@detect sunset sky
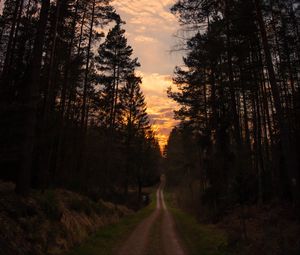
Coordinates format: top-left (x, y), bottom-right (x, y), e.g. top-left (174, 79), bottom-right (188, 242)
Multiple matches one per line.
top-left (0, 0), bottom-right (181, 148)
top-left (113, 0), bottom-right (181, 148)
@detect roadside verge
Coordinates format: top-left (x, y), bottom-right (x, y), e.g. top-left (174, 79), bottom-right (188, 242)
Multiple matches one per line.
top-left (67, 192), bottom-right (156, 255)
top-left (163, 192), bottom-right (229, 255)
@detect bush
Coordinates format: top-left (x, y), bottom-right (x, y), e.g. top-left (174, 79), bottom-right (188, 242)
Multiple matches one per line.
top-left (69, 198), bottom-right (92, 215)
top-left (69, 197), bottom-right (110, 216)
top-left (38, 191), bottom-right (62, 221)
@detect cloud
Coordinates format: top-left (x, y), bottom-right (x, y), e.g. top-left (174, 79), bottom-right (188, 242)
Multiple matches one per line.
top-left (134, 35), bottom-right (156, 43)
top-left (139, 72), bottom-right (179, 148)
top-left (114, 0), bottom-right (176, 24)
top-left (113, 0), bottom-right (182, 148)
top-left (114, 0), bottom-right (182, 74)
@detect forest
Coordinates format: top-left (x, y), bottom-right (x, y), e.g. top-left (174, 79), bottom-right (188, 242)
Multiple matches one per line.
top-left (0, 0), bottom-right (300, 254)
top-left (165, 0), bottom-right (300, 246)
top-left (0, 0), bottom-right (161, 200)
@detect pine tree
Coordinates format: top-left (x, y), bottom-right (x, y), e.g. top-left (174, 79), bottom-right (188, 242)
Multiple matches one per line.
top-left (96, 21), bottom-right (140, 130)
top-left (168, 0), bottom-right (300, 220)
top-left (119, 74), bottom-right (150, 196)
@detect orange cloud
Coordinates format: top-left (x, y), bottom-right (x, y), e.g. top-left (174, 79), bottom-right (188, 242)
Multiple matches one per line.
top-left (138, 72), bottom-right (179, 149)
top-left (113, 0), bottom-right (182, 149)
top-left (134, 35), bottom-right (156, 43)
top-left (113, 0), bottom-right (182, 75)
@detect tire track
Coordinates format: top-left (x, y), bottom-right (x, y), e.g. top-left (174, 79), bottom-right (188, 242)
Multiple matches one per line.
top-left (116, 184), bottom-right (187, 255)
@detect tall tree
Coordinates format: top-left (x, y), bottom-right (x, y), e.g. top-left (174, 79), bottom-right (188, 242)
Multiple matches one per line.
top-left (168, 0), bottom-right (300, 222)
top-left (16, 0), bottom-right (50, 195)
top-left (96, 21), bottom-right (140, 130)
top-left (120, 74), bottom-right (150, 196)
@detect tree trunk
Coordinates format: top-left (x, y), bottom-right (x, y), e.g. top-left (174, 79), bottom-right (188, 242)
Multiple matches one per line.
top-left (15, 0), bottom-right (50, 195)
top-left (224, 0), bottom-right (242, 148)
top-left (77, 0), bottom-right (96, 183)
top-left (55, 0), bottom-right (80, 181)
top-left (1, 0), bottom-right (21, 79)
top-left (81, 0), bottom-right (95, 130)
top-left (254, 0), bottom-right (296, 200)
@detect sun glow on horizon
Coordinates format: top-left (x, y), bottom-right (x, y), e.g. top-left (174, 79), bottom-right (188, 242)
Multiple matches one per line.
top-left (114, 0), bottom-right (182, 149)
top-left (138, 72), bottom-right (179, 149)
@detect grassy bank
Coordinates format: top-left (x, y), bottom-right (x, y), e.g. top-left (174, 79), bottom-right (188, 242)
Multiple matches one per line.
top-left (0, 182), bottom-right (134, 255)
top-left (67, 192), bottom-right (156, 255)
top-left (164, 192), bottom-right (229, 255)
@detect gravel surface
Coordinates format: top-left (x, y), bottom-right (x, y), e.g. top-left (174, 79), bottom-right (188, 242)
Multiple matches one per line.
top-left (116, 185), bottom-right (187, 255)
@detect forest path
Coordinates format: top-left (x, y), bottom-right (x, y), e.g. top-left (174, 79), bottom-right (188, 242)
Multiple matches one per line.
top-left (116, 184), bottom-right (187, 255)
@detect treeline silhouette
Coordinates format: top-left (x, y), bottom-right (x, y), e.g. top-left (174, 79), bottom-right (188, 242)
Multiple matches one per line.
top-left (166, 0), bottom-right (300, 221)
top-left (0, 0), bottom-right (161, 199)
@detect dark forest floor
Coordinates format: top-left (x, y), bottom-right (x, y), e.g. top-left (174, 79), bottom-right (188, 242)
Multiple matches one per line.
top-left (217, 202), bottom-right (300, 255)
top-left (169, 184), bottom-right (300, 255)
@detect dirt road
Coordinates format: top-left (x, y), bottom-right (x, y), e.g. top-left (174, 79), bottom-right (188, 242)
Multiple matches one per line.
top-left (116, 186), bottom-right (186, 255)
